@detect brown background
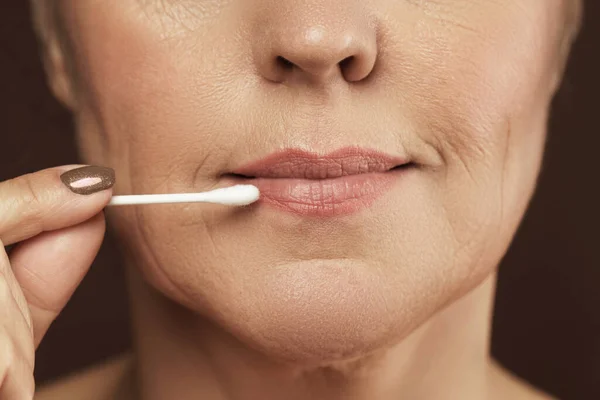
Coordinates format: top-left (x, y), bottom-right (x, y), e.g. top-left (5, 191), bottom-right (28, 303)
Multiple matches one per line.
top-left (1, 1), bottom-right (598, 399)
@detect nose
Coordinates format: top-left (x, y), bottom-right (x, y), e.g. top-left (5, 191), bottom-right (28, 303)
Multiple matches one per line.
top-left (251, 3), bottom-right (378, 85)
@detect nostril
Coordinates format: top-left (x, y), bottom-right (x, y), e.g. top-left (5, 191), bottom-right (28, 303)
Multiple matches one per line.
top-left (339, 56), bottom-right (354, 69)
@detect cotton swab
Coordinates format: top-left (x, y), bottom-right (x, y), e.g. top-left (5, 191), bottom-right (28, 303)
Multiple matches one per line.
top-left (107, 184), bottom-right (260, 206)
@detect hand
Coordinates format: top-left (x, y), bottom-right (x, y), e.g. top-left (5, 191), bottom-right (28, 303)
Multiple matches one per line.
top-left (0, 165), bottom-right (115, 399)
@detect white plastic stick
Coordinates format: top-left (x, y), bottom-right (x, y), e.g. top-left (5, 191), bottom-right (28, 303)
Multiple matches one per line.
top-left (107, 184), bottom-right (260, 206)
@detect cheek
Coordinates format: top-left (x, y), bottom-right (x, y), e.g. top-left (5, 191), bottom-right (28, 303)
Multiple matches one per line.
top-left (64, 1), bottom-right (252, 193)
top-left (378, 3), bottom-right (562, 268)
top-left (383, 1), bottom-right (561, 150)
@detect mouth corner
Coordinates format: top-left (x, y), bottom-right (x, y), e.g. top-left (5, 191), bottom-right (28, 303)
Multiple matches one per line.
top-left (221, 172), bottom-right (256, 180)
top-left (388, 161), bottom-right (414, 172)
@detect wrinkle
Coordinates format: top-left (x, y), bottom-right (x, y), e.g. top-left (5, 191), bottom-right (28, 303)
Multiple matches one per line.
top-left (192, 151), bottom-right (214, 189)
top-left (135, 0), bottom-right (230, 40)
top-left (498, 118), bottom-right (511, 240)
top-left (133, 204), bottom-right (188, 304)
top-left (428, 110), bottom-right (488, 187)
top-left (202, 221), bottom-right (229, 266)
top-left (121, 133), bottom-right (192, 302)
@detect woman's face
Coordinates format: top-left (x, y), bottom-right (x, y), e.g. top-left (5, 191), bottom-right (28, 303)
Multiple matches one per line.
top-left (43, 0), bottom-right (577, 362)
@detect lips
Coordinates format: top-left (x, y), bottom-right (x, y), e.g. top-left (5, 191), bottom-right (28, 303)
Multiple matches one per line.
top-left (222, 147), bottom-right (410, 217)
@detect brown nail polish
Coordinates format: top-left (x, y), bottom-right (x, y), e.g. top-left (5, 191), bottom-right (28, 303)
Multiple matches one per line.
top-left (60, 166), bottom-right (116, 195)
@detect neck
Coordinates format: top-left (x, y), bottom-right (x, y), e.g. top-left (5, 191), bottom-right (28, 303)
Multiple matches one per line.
top-left (121, 267), bottom-right (497, 400)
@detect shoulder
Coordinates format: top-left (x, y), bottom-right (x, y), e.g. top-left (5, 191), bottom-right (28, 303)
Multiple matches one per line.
top-left (35, 353), bottom-right (132, 400)
top-left (488, 358), bottom-right (556, 400)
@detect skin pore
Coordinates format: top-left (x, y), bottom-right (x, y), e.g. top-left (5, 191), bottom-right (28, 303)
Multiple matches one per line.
top-left (31, 1), bottom-right (581, 399)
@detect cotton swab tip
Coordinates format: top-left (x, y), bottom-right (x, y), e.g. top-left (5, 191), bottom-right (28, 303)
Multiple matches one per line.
top-left (203, 184), bottom-right (261, 206)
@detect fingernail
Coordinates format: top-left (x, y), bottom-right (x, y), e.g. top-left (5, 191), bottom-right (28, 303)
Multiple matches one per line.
top-left (60, 166), bottom-right (116, 195)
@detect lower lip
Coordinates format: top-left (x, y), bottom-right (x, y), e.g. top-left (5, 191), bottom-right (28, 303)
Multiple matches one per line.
top-left (224, 169), bottom-right (404, 217)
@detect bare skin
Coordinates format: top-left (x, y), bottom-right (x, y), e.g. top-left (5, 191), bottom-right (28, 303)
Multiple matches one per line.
top-left (33, 275), bottom-right (556, 400)
top-left (0, 1), bottom-right (583, 399)
top-left (35, 356), bottom-right (555, 400)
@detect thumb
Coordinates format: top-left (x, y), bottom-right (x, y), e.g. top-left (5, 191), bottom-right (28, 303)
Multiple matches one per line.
top-left (9, 211), bottom-right (107, 348)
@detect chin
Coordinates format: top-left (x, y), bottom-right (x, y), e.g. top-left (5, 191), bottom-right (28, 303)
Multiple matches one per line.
top-left (202, 258), bottom-right (432, 366)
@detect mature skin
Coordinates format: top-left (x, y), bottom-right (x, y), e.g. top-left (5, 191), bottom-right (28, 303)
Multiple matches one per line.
top-left (12, 0), bottom-right (582, 399)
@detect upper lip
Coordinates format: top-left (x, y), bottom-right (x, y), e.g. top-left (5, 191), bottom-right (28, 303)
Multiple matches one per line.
top-left (228, 147), bottom-right (410, 179)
